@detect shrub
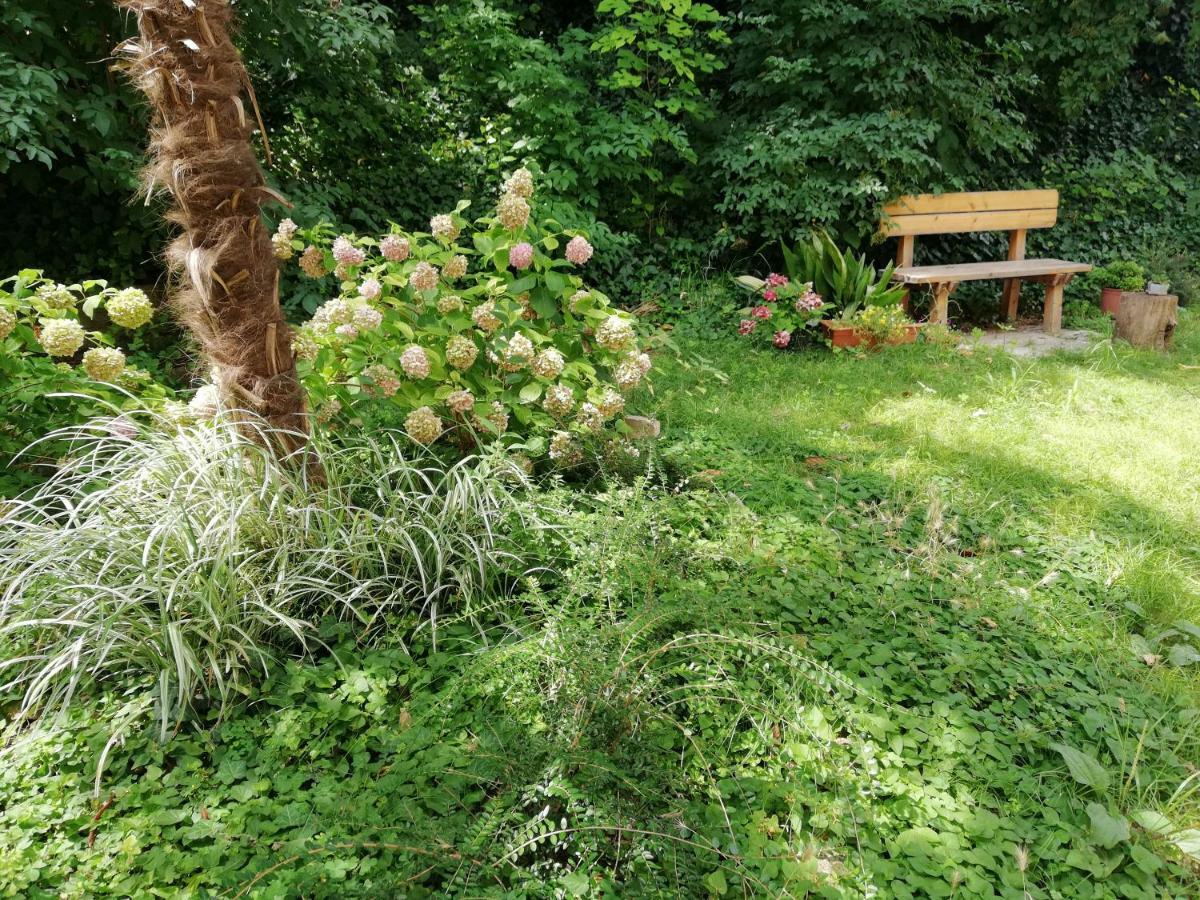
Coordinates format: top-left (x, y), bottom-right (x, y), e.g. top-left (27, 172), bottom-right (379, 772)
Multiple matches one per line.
top-left (0, 414), bottom-right (535, 744)
top-left (278, 169), bottom-right (656, 467)
top-left (1097, 260), bottom-right (1147, 291)
top-left (731, 271), bottom-right (827, 349)
top-left (0, 270), bottom-right (172, 495)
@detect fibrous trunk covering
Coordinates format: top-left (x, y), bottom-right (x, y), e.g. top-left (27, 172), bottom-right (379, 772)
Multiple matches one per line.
top-left (116, 0), bottom-right (307, 448)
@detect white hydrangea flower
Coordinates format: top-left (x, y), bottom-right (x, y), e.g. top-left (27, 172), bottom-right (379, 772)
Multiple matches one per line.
top-left (471, 300), bottom-right (501, 334)
top-left (81, 347), bottom-right (127, 382)
top-left (353, 305), bottom-right (383, 330)
top-left (597, 388), bottom-right (625, 420)
top-left (503, 167), bottom-right (534, 199)
top-left (445, 335), bottom-right (478, 371)
top-left (400, 345), bottom-right (431, 379)
top-left (0, 307), bottom-right (16, 341)
top-left (443, 254), bottom-right (468, 280)
top-left (332, 236), bottom-right (365, 266)
top-left (292, 326), bottom-right (319, 360)
top-left (429, 214), bottom-right (460, 243)
top-left (358, 278), bottom-right (382, 301)
top-left (380, 234), bottom-right (410, 262)
top-left (316, 397), bottom-right (342, 425)
top-left (548, 431), bottom-right (582, 465)
top-left (595, 315), bottom-right (635, 352)
top-left (577, 402), bottom-right (604, 433)
top-left (334, 323), bottom-right (359, 341)
top-left (38, 318), bottom-right (85, 357)
top-left (300, 245), bottom-right (327, 278)
top-left (106, 288), bottom-right (154, 329)
top-left (405, 406), bottom-right (442, 444)
top-left (531, 347), bottom-right (565, 379)
top-left (410, 261), bottom-right (439, 292)
top-left (497, 192), bottom-right (531, 231)
top-left (502, 333), bottom-right (534, 368)
top-left (362, 364), bottom-right (400, 398)
top-left (437, 295), bottom-right (464, 315)
top-left (447, 389), bottom-right (475, 413)
top-left (36, 283), bottom-right (77, 311)
top-left (543, 383), bottom-right (574, 418)
top-left (614, 359), bottom-right (643, 392)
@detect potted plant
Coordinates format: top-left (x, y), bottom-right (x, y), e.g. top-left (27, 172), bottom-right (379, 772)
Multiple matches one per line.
top-left (821, 303), bottom-right (921, 349)
top-left (1146, 270), bottom-right (1171, 295)
top-left (1096, 261), bottom-right (1145, 315)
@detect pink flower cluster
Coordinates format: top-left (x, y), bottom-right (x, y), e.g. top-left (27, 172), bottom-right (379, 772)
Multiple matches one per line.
top-left (509, 242), bottom-right (534, 270)
top-left (795, 290), bottom-right (824, 313)
top-left (773, 330), bottom-right (792, 349)
top-left (738, 319), bottom-right (756, 335)
top-left (565, 235), bottom-right (593, 266)
top-left (332, 236), bottom-right (365, 267)
top-left (751, 305), bottom-right (772, 320)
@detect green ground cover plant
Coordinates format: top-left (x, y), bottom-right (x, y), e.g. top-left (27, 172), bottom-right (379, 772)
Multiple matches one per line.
top-left (2, 304), bottom-right (1198, 896)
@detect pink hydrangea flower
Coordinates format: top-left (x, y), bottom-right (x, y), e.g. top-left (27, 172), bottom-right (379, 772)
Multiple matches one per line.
top-left (766, 273), bottom-right (789, 287)
top-left (773, 330), bottom-right (792, 349)
top-left (763, 289), bottom-right (777, 302)
top-left (795, 290), bottom-right (824, 313)
top-left (752, 305), bottom-right (772, 320)
top-left (380, 235), bottom-right (410, 262)
top-left (358, 278), bottom-right (381, 301)
top-left (332, 236), bottom-right (365, 267)
top-left (565, 235), bottom-right (593, 265)
top-left (738, 319), bottom-right (757, 335)
top-left (509, 242), bottom-right (534, 270)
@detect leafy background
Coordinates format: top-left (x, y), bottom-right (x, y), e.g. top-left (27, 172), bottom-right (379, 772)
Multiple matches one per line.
top-left (3, 0), bottom-right (1199, 300)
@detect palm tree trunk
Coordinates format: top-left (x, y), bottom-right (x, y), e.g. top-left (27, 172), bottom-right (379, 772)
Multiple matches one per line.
top-left (116, 0), bottom-right (308, 452)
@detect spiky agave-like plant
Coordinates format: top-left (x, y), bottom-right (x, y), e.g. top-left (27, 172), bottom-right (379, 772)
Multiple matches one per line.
top-left (115, 0), bottom-right (308, 450)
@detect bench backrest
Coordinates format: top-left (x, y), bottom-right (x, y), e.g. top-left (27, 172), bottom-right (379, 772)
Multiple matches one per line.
top-left (880, 190), bottom-right (1059, 237)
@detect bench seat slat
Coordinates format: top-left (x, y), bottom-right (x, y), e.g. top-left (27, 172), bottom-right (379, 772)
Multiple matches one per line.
top-left (892, 259), bottom-right (1092, 285)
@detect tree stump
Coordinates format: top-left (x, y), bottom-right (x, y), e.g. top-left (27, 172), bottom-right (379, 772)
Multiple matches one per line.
top-left (1114, 292), bottom-right (1178, 351)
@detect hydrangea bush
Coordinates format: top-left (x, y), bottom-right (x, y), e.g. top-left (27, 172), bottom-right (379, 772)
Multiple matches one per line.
top-left (732, 272), bottom-right (827, 350)
top-left (0, 271), bottom-right (171, 494)
top-left (276, 169), bottom-right (653, 465)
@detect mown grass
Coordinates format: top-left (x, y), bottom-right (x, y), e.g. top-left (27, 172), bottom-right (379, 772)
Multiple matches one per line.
top-left (654, 313), bottom-right (1200, 634)
top-left (2, 312), bottom-right (1199, 897)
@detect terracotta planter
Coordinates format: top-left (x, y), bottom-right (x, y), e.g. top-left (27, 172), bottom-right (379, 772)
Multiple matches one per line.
top-left (1100, 287), bottom-right (1124, 316)
top-left (821, 321), bottom-right (922, 349)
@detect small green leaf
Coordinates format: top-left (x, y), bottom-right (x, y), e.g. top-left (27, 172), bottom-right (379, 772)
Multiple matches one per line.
top-left (1167, 643), bottom-right (1200, 666)
top-left (1050, 743), bottom-right (1110, 793)
top-left (704, 870), bottom-right (728, 896)
top-left (1086, 803), bottom-right (1129, 848)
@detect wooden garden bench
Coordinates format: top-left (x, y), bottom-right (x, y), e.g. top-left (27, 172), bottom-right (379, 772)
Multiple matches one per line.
top-left (880, 190), bottom-right (1091, 333)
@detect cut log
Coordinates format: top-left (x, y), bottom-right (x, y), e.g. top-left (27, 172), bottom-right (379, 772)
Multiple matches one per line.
top-left (1114, 293), bottom-right (1179, 351)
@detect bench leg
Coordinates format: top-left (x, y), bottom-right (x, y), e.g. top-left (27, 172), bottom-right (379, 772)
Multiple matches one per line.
top-left (1042, 275), bottom-right (1073, 335)
top-left (930, 282), bottom-right (957, 325)
top-left (1001, 278), bottom-right (1022, 321)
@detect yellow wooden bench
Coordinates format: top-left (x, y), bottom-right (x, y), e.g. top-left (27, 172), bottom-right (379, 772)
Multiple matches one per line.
top-left (880, 190), bottom-right (1092, 333)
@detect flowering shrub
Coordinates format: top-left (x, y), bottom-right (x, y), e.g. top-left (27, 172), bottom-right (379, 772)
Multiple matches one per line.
top-left (277, 168), bottom-right (653, 464)
top-left (0, 271), bottom-right (172, 494)
top-left (731, 272), bottom-right (826, 349)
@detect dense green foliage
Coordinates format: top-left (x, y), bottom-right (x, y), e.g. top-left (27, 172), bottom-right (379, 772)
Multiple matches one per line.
top-left (0, 270), bottom-right (177, 494)
top-left (3, 314), bottom-right (1199, 895)
top-left (4, 1), bottom-right (1198, 299)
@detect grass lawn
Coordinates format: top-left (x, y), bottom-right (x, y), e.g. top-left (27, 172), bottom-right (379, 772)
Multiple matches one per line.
top-left (2, 313), bottom-right (1199, 897)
